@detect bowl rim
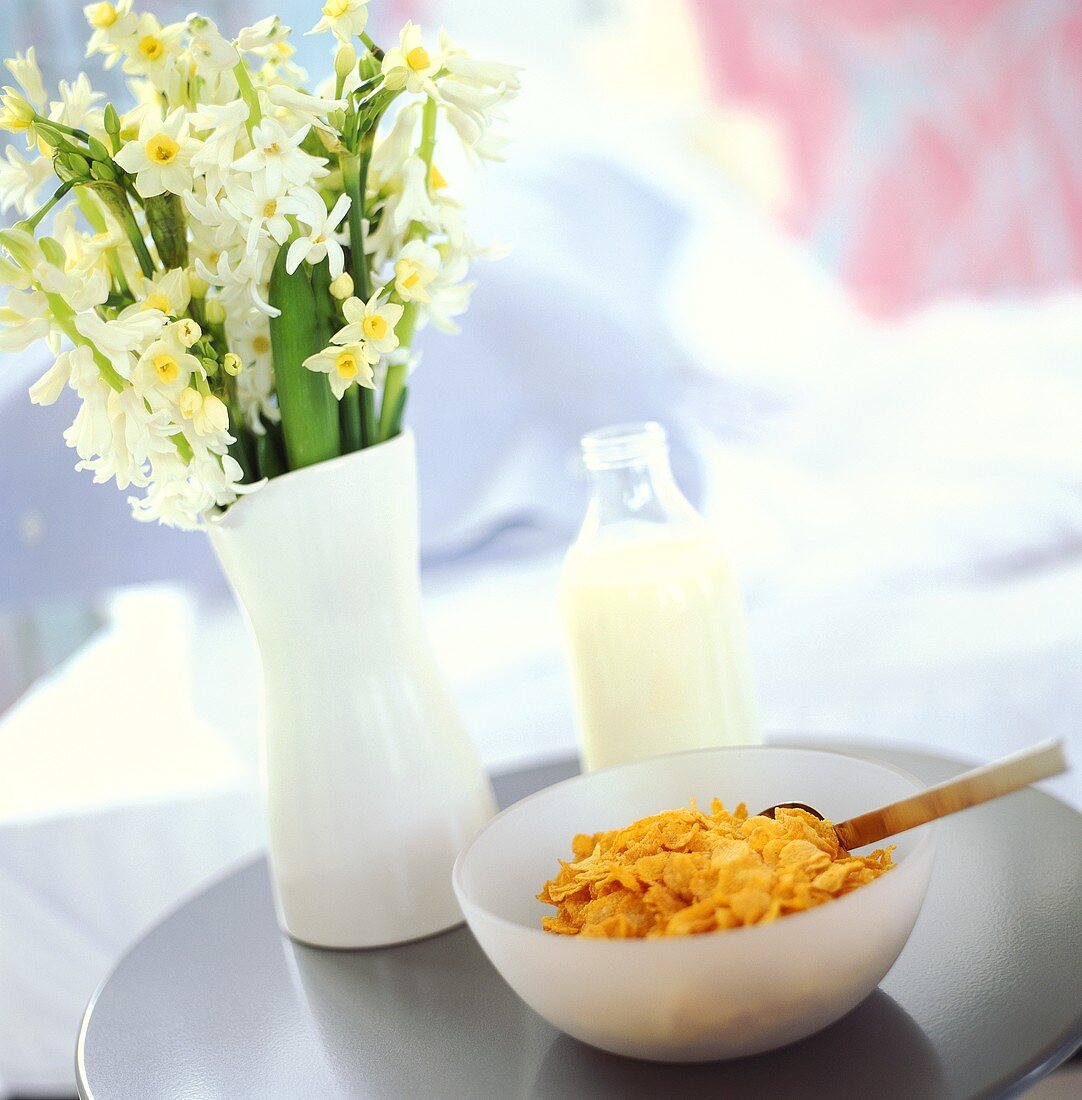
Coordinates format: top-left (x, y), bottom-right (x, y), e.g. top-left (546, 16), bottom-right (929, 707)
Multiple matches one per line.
top-left (452, 743), bottom-right (938, 945)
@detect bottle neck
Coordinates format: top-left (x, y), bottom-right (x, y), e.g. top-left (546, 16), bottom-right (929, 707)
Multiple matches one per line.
top-left (583, 452), bottom-right (698, 534)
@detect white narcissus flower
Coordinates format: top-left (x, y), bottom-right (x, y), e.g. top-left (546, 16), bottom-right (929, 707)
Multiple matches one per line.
top-left (306, 0), bottom-right (369, 45)
top-left (29, 346), bottom-right (86, 406)
top-left (121, 14), bottom-right (184, 82)
top-left (127, 267), bottom-right (191, 317)
top-left (74, 308), bottom-right (167, 376)
top-left (435, 33), bottom-right (520, 161)
top-left (425, 252), bottom-right (475, 334)
top-left (332, 294), bottom-right (403, 359)
top-left (393, 155), bottom-right (442, 233)
top-left (135, 333), bottom-right (203, 398)
top-left (0, 289), bottom-right (52, 349)
top-left (35, 264), bottom-right (110, 314)
top-left (183, 188), bottom-right (241, 251)
top-left (50, 73), bottom-right (105, 134)
top-left (196, 248), bottom-right (278, 318)
top-left (114, 108), bottom-right (195, 198)
top-left (393, 240), bottom-right (439, 302)
top-left (84, 2), bottom-right (138, 69)
top-left (368, 104), bottom-right (418, 191)
top-left (285, 193), bottom-right (351, 278)
top-left (186, 15), bottom-right (240, 72)
top-left (237, 16), bottom-right (291, 56)
top-left (0, 144), bottom-right (52, 214)
top-left (190, 99), bottom-right (249, 178)
top-left (5, 49), bottom-right (46, 112)
top-left (224, 178), bottom-right (320, 252)
top-left (303, 342), bottom-right (374, 399)
top-left (233, 118), bottom-right (326, 195)
top-left (381, 22), bottom-right (441, 96)
top-left (265, 85), bottom-right (347, 136)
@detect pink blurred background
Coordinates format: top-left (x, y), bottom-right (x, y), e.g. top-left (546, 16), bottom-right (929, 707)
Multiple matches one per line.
top-left (692, 0), bottom-right (1082, 314)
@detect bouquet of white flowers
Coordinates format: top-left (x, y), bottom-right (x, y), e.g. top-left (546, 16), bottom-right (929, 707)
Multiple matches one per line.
top-left (0, 1), bottom-right (518, 528)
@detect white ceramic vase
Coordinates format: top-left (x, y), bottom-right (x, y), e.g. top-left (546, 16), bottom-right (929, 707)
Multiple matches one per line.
top-left (208, 430), bottom-right (497, 949)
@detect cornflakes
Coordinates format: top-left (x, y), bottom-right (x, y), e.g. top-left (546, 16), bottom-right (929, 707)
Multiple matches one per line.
top-left (537, 800), bottom-right (894, 938)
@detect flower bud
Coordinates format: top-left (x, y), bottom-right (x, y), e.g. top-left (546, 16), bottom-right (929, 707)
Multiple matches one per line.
top-left (334, 43), bottom-right (357, 84)
top-left (172, 318), bottom-right (202, 348)
top-left (188, 272), bottom-right (209, 298)
top-left (201, 356), bottom-right (219, 376)
top-left (55, 152), bottom-right (91, 182)
top-left (89, 160), bottom-right (117, 182)
top-left (223, 352), bottom-right (242, 376)
top-left (178, 387), bottom-right (201, 419)
top-left (204, 298), bottom-right (225, 325)
top-left (0, 88), bottom-right (35, 134)
top-left (328, 272), bottom-right (354, 300)
top-left (0, 227), bottom-right (39, 270)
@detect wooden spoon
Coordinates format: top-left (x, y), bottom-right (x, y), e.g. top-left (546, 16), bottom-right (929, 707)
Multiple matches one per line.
top-left (759, 739), bottom-right (1068, 850)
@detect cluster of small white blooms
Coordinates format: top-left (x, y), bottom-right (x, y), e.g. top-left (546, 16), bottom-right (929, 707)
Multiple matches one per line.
top-left (0, 4), bottom-right (517, 528)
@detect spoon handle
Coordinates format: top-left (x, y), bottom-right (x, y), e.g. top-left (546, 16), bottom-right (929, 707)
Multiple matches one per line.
top-left (835, 739), bottom-right (1069, 850)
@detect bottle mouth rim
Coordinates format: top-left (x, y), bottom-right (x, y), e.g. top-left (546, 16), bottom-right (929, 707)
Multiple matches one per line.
top-left (580, 421), bottom-right (668, 469)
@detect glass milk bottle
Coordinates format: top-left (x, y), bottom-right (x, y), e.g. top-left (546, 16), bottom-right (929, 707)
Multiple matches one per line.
top-left (560, 422), bottom-right (760, 771)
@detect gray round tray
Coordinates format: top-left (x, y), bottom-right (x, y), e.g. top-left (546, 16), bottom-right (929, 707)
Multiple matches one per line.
top-left (76, 742), bottom-right (1082, 1099)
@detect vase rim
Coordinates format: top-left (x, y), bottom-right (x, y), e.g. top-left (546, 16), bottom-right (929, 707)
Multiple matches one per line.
top-left (205, 428), bottom-right (413, 532)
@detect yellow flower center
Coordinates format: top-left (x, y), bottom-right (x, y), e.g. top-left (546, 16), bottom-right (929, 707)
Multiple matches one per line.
top-left (362, 314), bottom-right (388, 341)
top-left (145, 133), bottom-right (179, 164)
top-left (139, 36), bottom-right (164, 61)
top-left (263, 200), bottom-right (277, 218)
top-left (143, 292), bottom-right (171, 313)
top-left (406, 46), bottom-right (430, 72)
top-left (252, 335), bottom-right (271, 354)
top-left (323, 0), bottom-right (350, 17)
top-left (274, 42), bottom-right (295, 59)
top-left (88, 3), bottom-right (118, 29)
top-left (335, 350), bottom-right (359, 379)
top-left (429, 164), bottom-right (447, 190)
top-left (153, 354), bottom-right (179, 383)
top-left (264, 142), bottom-right (281, 155)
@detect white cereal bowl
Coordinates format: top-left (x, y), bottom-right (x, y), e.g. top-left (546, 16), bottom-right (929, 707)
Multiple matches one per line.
top-left (452, 746), bottom-right (937, 1063)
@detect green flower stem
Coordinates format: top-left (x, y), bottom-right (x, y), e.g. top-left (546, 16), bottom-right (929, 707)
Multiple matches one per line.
top-left (339, 387), bottom-right (363, 451)
top-left (24, 182), bottom-right (73, 231)
top-left (360, 32), bottom-right (384, 61)
top-left (268, 244), bottom-right (341, 469)
top-left (226, 397), bottom-right (256, 483)
top-left (418, 95), bottom-right (438, 164)
top-left (379, 303), bottom-right (416, 440)
top-left (339, 143), bottom-right (378, 445)
top-left (172, 433), bottom-right (194, 463)
top-left (33, 114), bottom-right (90, 145)
top-left (340, 149), bottom-right (371, 300)
top-left (233, 61), bottom-right (262, 136)
top-left (91, 182), bottom-right (154, 277)
top-left (144, 192), bottom-right (189, 270)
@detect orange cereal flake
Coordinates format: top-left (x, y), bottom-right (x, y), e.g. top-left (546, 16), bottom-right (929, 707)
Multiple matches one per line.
top-left (537, 800), bottom-right (894, 938)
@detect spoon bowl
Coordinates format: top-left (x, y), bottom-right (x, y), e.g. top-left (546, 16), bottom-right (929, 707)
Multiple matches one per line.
top-left (758, 739), bottom-right (1067, 850)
